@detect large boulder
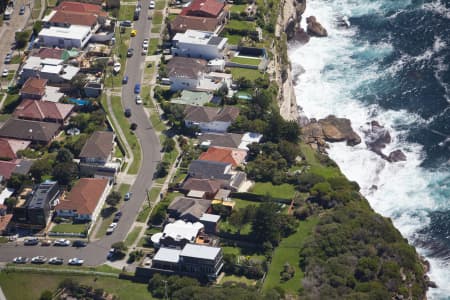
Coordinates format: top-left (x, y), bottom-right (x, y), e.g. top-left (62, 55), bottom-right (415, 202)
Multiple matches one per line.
top-left (306, 16), bottom-right (328, 37)
top-left (318, 115), bottom-right (361, 146)
top-left (365, 120), bottom-right (391, 154)
top-left (293, 28), bottom-right (310, 44)
top-left (388, 150), bottom-right (407, 162)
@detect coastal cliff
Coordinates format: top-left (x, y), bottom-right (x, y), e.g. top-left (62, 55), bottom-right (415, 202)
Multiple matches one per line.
top-left (273, 0), bottom-right (430, 299)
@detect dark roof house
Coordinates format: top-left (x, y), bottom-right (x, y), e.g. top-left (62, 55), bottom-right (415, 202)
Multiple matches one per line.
top-left (188, 160), bottom-right (232, 180)
top-left (0, 119), bottom-right (60, 144)
top-left (184, 105), bottom-right (240, 124)
top-left (167, 197), bottom-right (211, 222)
top-left (79, 131), bottom-right (114, 163)
top-left (167, 57), bottom-right (207, 79)
top-left (198, 133), bottom-right (243, 148)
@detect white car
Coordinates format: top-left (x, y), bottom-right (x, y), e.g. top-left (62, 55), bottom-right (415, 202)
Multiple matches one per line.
top-left (2, 69), bottom-right (8, 77)
top-left (31, 256), bottom-right (47, 264)
top-left (106, 222), bottom-right (118, 234)
top-left (13, 257), bottom-right (28, 264)
top-left (48, 257), bottom-right (64, 265)
top-left (135, 95), bottom-right (143, 104)
top-left (54, 239), bottom-right (71, 246)
top-left (149, 1), bottom-right (155, 9)
top-left (142, 39), bottom-right (149, 48)
top-left (68, 258), bottom-right (84, 265)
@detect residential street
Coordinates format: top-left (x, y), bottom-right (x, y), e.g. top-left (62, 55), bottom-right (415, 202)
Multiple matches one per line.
top-left (0, 0), bottom-right (161, 265)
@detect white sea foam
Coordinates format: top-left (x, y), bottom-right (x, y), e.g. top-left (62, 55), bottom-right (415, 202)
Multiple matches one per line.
top-left (290, 0), bottom-right (450, 298)
top-left (423, 0), bottom-right (450, 19)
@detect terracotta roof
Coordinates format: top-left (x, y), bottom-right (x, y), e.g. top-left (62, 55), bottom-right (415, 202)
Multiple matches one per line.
top-left (79, 131), bottom-right (114, 160)
top-left (0, 138), bottom-right (30, 160)
top-left (0, 160), bottom-right (19, 180)
top-left (0, 214), bottom-right (13, 232)
top-left (56, 178), bottom-right (108, 215)
top-left (0, 119), bottom-right (60, 143)
top-left (170, 15), bottom-right (219, 33)
top-left (199, 146), bottom-right (246, 167)
top-left (182, 178), bottom-right (221, 193)
top-left (49, 10), bottom-right (98, 27)
top-left (30, 48), bottom-right (64, 59)
top-left (55, 1), bottom-right (102, 14)
top-left (184, 105), bottom-right (240, 123)
top-left (181, 0), bottom-right (225, 18)
top-left (13, 100), bottom-right (74, 122)
top-left (20, 78), bottom-right (48, 97)
top-left (167, 57), bottom-right (207, 79)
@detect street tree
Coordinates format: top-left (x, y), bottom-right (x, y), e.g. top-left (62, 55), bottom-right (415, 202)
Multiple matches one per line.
top-left (106, 191), bottom-right (122, 207)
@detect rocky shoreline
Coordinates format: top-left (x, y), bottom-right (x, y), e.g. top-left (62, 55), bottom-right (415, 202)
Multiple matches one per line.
top-left (275, 0), bottom-right (435, 295)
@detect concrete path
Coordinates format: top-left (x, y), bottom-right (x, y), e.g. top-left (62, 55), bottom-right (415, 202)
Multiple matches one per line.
top-left (0, 286), bottom-right (6, 300)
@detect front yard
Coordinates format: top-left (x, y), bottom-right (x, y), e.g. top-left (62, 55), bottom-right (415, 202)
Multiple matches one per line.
top-left (51, 223), bottom-right (88, 234)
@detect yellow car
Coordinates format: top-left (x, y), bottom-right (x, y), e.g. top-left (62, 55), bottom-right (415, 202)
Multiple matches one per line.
top-left (130, 29), bottom-right (137, 37)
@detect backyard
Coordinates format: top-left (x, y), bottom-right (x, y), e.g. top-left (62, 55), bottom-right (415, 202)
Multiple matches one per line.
top-left (230, 67), bottom-right (267, 81)
top-left (250, 182), bottom-right (296, 200)
top-left (230, 56), bottom-right (261, 66)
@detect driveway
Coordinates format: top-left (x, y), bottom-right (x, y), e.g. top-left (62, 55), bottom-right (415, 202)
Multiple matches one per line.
top-left (0, 0), bottom-right (161, 265)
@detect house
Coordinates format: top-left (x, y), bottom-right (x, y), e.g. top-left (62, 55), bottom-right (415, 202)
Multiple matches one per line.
top-left (20, 56), bottom-right (80, 84)
top-left (167, 57), bottom-right (207, 91)
top-left (172, 30), bottom-right (227, 60)
top-left (151, 220), bottom-right (204, 248)
top-left (184, 105), bottom-right (239, 133)
top-left (199, 213), bottom-right (220, 234)
top-left (167, 197), bottom-right (211, 222)
top-left (181, 178), bottom-right (222, 199)
top-left (54, 1), bottom-right (105, 15)
top-left (45, 10), bottom-right (98, 28)
top-left (13, 181), bottom-right (61, 229)
top-left (188, 160), bottom-right (232, 180)
top-left (0, 119), bottom-right (60, 145)
top-left (29, 47), bottom-right (65, 60)
top-left (142, 244), bottom-right (224, 279)
top-left (38, 25), bottom-right (92, 49)
top-left (79, 131), bottom-right (114, 165)
top-left (171, 90), bottom-right (214, 106)
top-left (55, 178), bottom-right (110, 223)
top-left (180, 0), bottom-right (226, 20)
top-left (199, 146), bottom-right (247, 167)
top-left (0, 138), bottom-right (30, 160)
top-left (20, 78), bottom-right (48, 100)
top-left (169, 15), bottom-right (221, 36)
top-left (13, 100), bottom-right (74, 124)
top-left (0, 159), bottom-right (33, 181)
top-left (198, 132), bottom-right (262, 150)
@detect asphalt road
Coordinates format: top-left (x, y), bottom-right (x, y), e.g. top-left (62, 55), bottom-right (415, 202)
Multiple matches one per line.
top-left (0, 1), bottom-right (161, 265)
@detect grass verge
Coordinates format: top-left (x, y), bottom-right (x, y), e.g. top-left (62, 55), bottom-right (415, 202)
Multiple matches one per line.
top-left (124, 225), bottom-right (143, 247)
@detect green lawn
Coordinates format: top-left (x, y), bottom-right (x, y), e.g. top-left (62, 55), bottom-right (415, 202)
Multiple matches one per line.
top-left (230, 56), bottom-right (261, 66)
top-left (263, 217), bottom-right (319, 293)
top-left (105, 29), bottom-right (130, 88)
top-left (230, 4), bottom-right (247, 13)
top-left (32, 0), bottom-right (41, 19)
top-left (110, 95), bottom-right (142, 174)
top-left (221, 274), bottom-right (257, 286)
top-left (0, 271), bottom-right (152, 300)
top-left (230, 67), bottom-right (266, 81)
top-left (147, 38), bottom-right (159, 55)
top-left (155, 0), bottom-right (166, 10)
top-left (148, 187), bottom-right (162, 203)
top-left (219, 221), bottom-right (251, 235)
top-left (156, 146), bottom-right (179, 184)
top-left (1, 93), bottom-right (20, 114)
top-left (51, 223), bottom-right (88, 234)
top-left (150, 110), bottom-right (166, 132)
top-left (250, 182), bottom-right (295, 200)
top-left (300, 143), bottom-right (342, 179)
top-left (152, 11), bottom-right (163, 25)
top-left (124, 225), bottom-right (143, 247)
top-left (46, 0), bottom-right (58, 7)
top-left (151, 25), bottom-right (161, 33)
top-left (118, 5), bottom-right (135, 21)
top-left (0, 114), bottom-right (10, 122)
top-left (226, 20), bottom-right (256, 31)
top-left (232, 197), bottom-right (261, 210)
top-left (10, 55), bottom-right (22, 64)
top-left (223, 33), bottom-right (242, 45)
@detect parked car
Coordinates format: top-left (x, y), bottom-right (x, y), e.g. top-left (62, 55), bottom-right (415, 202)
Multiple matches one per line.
top-left (72, 240), bottom-right (87, 247)
top-left (2, 69), bottom-right (8, 77)
top-left (122, 75), bottom-right (129, 84)
top-left (130, 123), bottom-right (138, 130)
top-left (127, 48), bottom-right (134, 57)
top-left (142, 47), bottom-right (147, 55)
top-left (24, 238), bottom-right (39, 246)
top-left (142, 39), bottom-right (149, 48)
top-left (125, 108), bottom-right (132, 117)
top-left (120, 20), bottom-right (132, 27)
top-left (107, 248), bottom-right (116, 260)
top-left (124, 192), bottom-right (132, 200)
top-left (68, 258), bottom-right (84, 266)
top-left (54, 239), bottom-right (71, 246)
top-left (19, 5), bottom-right (25, 15)
top-left (40, 239), bottom-right (52, 246)
top-left (106, 222), bottom-right (118, 235)
top-left (131, 29), bottom-right (137, 37)
top-left (135, 95), bottom-right (143, 105)
top-left (48, 257), bottom-right (64, 265)
top-left (13, 257), bottom-right (28, 264)
top-left (134, 83), bottom-right (141, 94)
top-left (4, 52), bottom-right (12, 64)
top-left (113, 211), bottom-right (122, 222)
top-left (31, 256), bottom-right (47, 264)
top-left (149, 0), bottom-right (155, 9)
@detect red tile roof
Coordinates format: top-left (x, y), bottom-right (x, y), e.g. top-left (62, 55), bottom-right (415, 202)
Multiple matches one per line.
top-left (49, 10), bottom-right (98, 27)
top-left (170, 15), bottom-right (220, 33)
top-left (0, 160), bottom-right (19, 180)
top-left (56, 178), bottom-right (108, 215)
top-left (20, 78), bottom-right (48, 97)
top-left (199, 146), bottom-right (246, 167)
top-left (0, 139), bottom-right (16, 160)
top-left (30, 48), bottom-right (64, 59)
top-left (0, 214), bottom-right (13, 233)
top-left (13, 100), bottom-right (74, 122)
top-left (180, 0), bottom-right (225, 18)
top-left (55, 1), bottom-right (103, 14)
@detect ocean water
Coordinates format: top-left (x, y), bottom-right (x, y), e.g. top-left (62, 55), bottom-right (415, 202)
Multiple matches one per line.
top-left (289, 0), bottom-right (450, 298)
